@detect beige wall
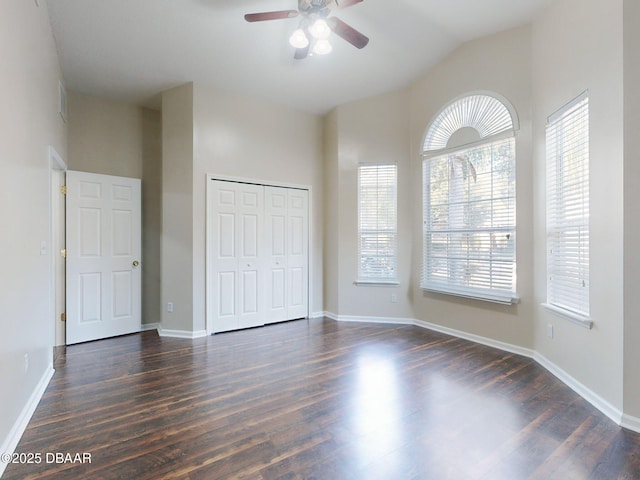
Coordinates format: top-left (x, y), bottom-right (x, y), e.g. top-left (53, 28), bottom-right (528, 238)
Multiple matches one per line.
top-left (325, 90), bottom-right (413, 319)
top-left (161, 84), bottom-right (194, 332)
top-left (531, 0), bottom-right (624, 410)
top-left (623, 0), bottom-right (640, 421)
top-left (0, 0), bottom-right (67, 462)
top-left (142, 109), bottom-right (163, 328)
top-left (67, 92), bottom-right (162, 327)
top-left (323, 110), bottom-right (339, 313)
top-left (192, 84), bottom-right (324, 331)
top-left (409, 26), bottom-right (535, 349)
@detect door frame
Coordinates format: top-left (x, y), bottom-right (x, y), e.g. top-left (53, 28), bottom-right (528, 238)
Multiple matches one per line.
top-left (48, 146), bottom-right (67, 347)
top-left (205, 174), bottom-right (312, 335)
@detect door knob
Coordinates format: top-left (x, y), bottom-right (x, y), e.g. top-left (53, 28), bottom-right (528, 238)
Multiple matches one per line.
top-left (133, 260), bottom-right (140, 267)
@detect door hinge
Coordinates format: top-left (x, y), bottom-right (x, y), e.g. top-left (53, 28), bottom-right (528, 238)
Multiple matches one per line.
top-left (60, 312), bottom-right (66, 322)
top-left (60, 248), bottom-right (67, 258)
top-left (60, 185), bottom-right (67, 195)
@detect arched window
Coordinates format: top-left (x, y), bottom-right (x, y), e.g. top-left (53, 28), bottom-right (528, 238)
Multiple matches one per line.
top-left (422, 93), bottom-right (518, 303)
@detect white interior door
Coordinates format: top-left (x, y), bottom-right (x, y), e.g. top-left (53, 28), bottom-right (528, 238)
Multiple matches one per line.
top-left (66, 171), bottom-right (141, 344)
top-left (210, 180), bottom-right (264, 333)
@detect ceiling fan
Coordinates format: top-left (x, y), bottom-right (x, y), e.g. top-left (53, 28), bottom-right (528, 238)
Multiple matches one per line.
top-left (244, 0), bottom-right (369, 59)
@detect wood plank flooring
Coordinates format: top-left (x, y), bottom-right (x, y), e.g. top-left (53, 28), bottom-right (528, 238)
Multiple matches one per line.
top-left (4, 318), bottom-right (640, 479)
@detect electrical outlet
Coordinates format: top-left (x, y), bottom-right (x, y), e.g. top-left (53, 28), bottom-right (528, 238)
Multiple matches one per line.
top-left (547, 324), bottom-right (554, 339)
top-left (391, 294), bottom-right (397, 303)
top-left (167, 302), bottom-right (174, 313)
top-left (24, 353), bottom-right (29, 373)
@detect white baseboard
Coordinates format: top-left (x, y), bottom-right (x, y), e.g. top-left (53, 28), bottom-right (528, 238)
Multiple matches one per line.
top-left (0, 364), bottom-right (54, 478)
top-left (534, 352), bottom-right (624, 426)
top-left (621, 414), bottom-right (640, 432)
top-left (413, 318), bottom-right (535, 358)
top-left (333, 313), bottom-right (414, 326)
top-left (157, 326), bottom-right (208, 339)
top-left (309, 311), bottom-right (326, 319)
top-left (324, 313), bottom-right (640, 432)
top-left (322, 311), bottom-right (338, 321)
top-left (327, 312), bottom-right (532, 357)
top-left (140, 322), bottom-right (159, 332)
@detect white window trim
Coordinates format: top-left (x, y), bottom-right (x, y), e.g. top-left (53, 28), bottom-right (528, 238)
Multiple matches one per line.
top-left (422, 285), bottom-right (519, 305)
top-left (355, 280), bottom-right (400, 287)
top-left (542, 303), bottom-right (592, 329)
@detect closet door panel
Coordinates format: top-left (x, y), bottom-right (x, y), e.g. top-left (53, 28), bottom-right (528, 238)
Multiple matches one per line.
top-left (287, 189), bottom-right (308, 320)
top-left (265, 187), bottom-right (288, 323)
top-left (237, 184), bottom-right (264, 329)
top-left (210, 182), bottom-right (239, 332)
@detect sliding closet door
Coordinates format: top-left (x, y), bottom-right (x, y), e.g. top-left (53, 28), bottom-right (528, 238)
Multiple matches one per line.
top-left (209, 180), bottom-right (264, 333)
top-left (265, 187), bottom-right (308, 324)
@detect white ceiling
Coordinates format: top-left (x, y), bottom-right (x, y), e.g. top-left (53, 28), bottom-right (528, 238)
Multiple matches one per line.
top-left (46, 0), bottom-right (555, 114)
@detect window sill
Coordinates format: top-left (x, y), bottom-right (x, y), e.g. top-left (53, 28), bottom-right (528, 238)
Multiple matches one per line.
top-left (542, 303), bottom-right (593, 329)
top-left (421, 285), bottom-right (519, 305)
top-left (354, 280), bottom-right (400, 287)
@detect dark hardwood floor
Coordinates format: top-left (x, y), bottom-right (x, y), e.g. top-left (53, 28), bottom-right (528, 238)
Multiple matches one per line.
top-left (4, 318), bottom-right (640, 479)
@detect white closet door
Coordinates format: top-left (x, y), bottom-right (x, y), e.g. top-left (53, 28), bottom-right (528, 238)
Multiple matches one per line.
top-left (210, 181), bottom-right (264, 333)
top-left (208, 179), bottom-right (308, 333)
top-left (265, 187), bottom-right (288, 323)
top-left (287, 189), bottom-right (308, 320)
top-left (237, 184), bottom-right (264, 329)
top-left (265, 187), bottom-right (309, 323)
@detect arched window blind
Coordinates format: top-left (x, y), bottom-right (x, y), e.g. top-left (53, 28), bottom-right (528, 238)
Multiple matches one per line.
top-left (424, 94), bottom-right (515, 152)
top-left (422, 94), bottom-right (517, 303)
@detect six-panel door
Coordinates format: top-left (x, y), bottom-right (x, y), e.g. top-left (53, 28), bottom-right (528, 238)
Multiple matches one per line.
top-left (66, 171), bottom-right (141, 344)
top-left (209, 180), bottom-right (309, 333)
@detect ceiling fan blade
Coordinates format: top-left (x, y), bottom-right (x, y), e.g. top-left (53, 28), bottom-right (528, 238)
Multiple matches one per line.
top-left (327, 17), bottom-right (369, 49)
top-left (294, 45), bottom-right (310, 60)
top-left (336, 0), bottom-right (364, 8)
top-left (244, 10), bottom-right (299, 22)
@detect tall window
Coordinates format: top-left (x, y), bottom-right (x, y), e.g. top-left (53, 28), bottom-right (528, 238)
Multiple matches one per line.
top-left (422, 94), bottom-right (517, 303)
top-left (358, 163), bottom-right (398, 283)
top-left (546, 92), bottom-right (590, 319)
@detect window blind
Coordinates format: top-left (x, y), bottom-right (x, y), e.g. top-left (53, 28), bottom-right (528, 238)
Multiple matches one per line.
top-left (546, 92), bottom-right (590, 318)
top-left (422, 137), bottom-right (516, 303)
top-left (358, 164), bottom-right (398, 282)
top-left (424, 95), bottom-right (514, 152)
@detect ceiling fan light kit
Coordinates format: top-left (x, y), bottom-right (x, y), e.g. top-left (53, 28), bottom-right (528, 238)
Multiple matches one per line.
top-left (289, 28), bottom-right (310, 49)
top-left (308, 18), bottom-right (331, 39)
top-left (312, 38), bottom-right (332, 55)
top-left (245, 0), bottom-right (369, 60)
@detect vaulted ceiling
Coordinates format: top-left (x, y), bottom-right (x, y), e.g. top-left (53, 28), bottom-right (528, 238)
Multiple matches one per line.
top-left (46, 0), bottom-right (555, 114)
